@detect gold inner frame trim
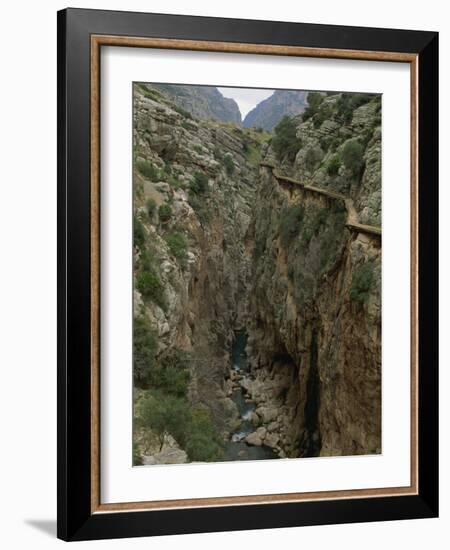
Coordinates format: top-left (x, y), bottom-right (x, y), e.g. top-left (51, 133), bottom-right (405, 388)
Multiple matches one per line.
top-left (90, 34), bottom-right (419, 514)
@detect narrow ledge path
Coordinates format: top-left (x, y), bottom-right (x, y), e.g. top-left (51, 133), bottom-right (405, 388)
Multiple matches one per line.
top-left (260, 161), bottom-right (382, 241)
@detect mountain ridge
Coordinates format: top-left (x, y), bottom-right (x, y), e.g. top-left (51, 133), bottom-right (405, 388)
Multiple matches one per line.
top-left (243, 90), bottom-right (308, 131)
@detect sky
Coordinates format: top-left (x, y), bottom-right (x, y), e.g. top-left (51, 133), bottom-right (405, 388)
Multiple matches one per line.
top-left (218, 87), bottom-right (274, 119)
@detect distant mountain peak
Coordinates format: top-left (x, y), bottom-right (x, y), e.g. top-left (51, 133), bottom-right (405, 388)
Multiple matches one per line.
top-left (243, 90), bottom-right (307, 131)
top-left (152, 83), bottom-right (242, 125)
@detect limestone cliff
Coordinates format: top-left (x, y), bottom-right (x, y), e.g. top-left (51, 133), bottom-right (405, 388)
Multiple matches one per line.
top-left (150, 83), bottom-right (242, 124)
top-left (243, 90), bottom-right (307, 131)
top-left (245, 91), bottom-right (382, 457)
top-left (132, 83), bottom-right (266, 462)
top-left (133, 85), bottom-right (382, 464)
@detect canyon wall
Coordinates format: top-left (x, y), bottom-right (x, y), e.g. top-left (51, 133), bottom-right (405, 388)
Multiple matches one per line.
top-left (133, 84), bottom-right (382, 463)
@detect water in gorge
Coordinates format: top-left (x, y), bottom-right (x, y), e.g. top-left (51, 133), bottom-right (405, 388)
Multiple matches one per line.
top-left (223, 331), bottom-right (279, 461)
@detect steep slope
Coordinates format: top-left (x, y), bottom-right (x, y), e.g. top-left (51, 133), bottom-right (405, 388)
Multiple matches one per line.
top-left (132, 83), bottom-right (263, 463)
top-left (133, 84), bottom-right (382, 464)
top-left (144, 83), bottom-right (242, 124)
top-left (243, 90), bottom-right (307, 131)
top-left (244, 91), bottom-right (382, 457)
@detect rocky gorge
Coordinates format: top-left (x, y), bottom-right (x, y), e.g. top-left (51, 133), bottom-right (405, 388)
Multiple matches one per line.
top-left (132, 84), bottom-right (382, 465)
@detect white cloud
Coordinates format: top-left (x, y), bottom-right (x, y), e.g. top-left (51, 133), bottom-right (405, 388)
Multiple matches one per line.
top-left (218, 87), bottom-right (274, 119)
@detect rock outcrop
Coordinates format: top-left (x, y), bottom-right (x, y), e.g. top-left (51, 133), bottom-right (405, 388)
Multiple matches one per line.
top-left (150, 83), bottom-right (242, 124)
top-left (245, 92), bottom-right (382, 458)
top-left (132, 84), bottom-right (264, 462)
top-left (243, 90), bottom-right (307, 131)
top-left (133, 84), bottom-right (382, 464)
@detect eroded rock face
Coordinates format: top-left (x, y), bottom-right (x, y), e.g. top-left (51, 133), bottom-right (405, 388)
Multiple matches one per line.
top-left (246, 93), bottom-right (382, 458)
top-left (133, 85), bottom-right (381, 463)
top-left (133, 85), bottom-right (261, 449)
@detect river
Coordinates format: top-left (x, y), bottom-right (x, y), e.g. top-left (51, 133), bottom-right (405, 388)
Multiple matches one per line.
top-left (223, 331), bottom-right (279, 461)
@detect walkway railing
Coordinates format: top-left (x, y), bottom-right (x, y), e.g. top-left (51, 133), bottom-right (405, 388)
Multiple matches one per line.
top-left (260, 161), bottom-right (381, 241)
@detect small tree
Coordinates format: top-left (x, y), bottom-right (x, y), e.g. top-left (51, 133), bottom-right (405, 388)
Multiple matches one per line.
top-left (164, 232), bottom-right (188, 266)
top-left (350, 261), bottom-right (375, 305)
top-left (140, 391), bottom-right (190, 451)
top-left (146, 198), bottom-right (157, 219)
top-left (136, 270), bottom-right (166, 310)
top-left (136, 160), bottom-right (159, 181)
top-left (134, 216), bottom-right (146, 249)
top-left (302, 92), bottom-right (324, 121)
top-left (185, 407), bottom-right (223, 462)
top-left (341, 139), bottom-right (365, 175)
top-left (271, 116), bottom-right (302, 161)
top-left (190, 171), bottom-right (208, 194)
top-left (223, 154), bottom-right (235, 176)
top-left (133, 316), bottom-right (157, 386)
top-left (158, 203), bottom-right (172, 222)
top-left (279, 204), bottom-right (304, 248)
top-left (326, 154), bottom-right (341, 176)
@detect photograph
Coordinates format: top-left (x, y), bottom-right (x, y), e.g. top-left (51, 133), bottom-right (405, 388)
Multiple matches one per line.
top-left (132, 82), bottom-right (382, 466)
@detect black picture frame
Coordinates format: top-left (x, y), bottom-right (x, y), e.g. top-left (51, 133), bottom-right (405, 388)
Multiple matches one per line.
top-left (57, 7), bottom-right (438, 541)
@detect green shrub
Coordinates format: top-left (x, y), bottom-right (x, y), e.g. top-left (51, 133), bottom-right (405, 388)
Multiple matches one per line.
top-left (302, 92), bottom-right (324, 121)
top-left (168, 176), bottom-right (184, 190)
top-left (137, 84), bottom-right (162, 101)
top-left (134, 216), bottom-right (146, 249)
top-left (350, 261), bottom-right (375, 305)
top-left (160, 163), bottom-right (172, 178)
top-left (140, 390), bottom-right (190, 451)
top-left (326, 154), bottom-right (341, 176)
top-left (337, 92), bottom-right (374, 124)
top-left (158, 203), bottom-right (172, 222)
top-left (173, 104), bottom-right (193, 119)
top-left (188, 193), bottom-right (211, 225)
top-left (193, 144), bottom-right (203, 154)
top-left (190, 171), bottom-right (208, 194)
top-left (304, 146), bottom-right (322, 172)
top-left (341, 139), bottom-right (365, 175)
top-left (279, 204), bottom-right (304, 248)
top-left (133, 316), bottom-right (157, 386)
top-left (223, 154), bottom-right (235, 176)
top-left (185, 407), bottom-right (223, 462)
top-left (313, 103), bottom-right (332, 128)
top-left (146, 198), bottom-right (157, 219)
top-left (164, 232), bottom-right (188, 266)
top-left (139, 248), bottom-right (156, 272)
top-left (136, 159), bottom-right (159, 181)
top-left (151, 350), bottom-right (191, 397)
top-left (272, 116), bottom-right (302, 161)
top-left (133, 441), bottom-right (142, 466)
top-left (136, 270), bottom-right (166, 310)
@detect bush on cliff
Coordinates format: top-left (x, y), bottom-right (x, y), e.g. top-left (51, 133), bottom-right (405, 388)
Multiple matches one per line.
top-left (158, 203), bottom-right (172, 222)
top-left (134, 216), bottom-right (146, 249)
top-left (136, 269), bottom-right (166, 310)
top-left (326, 153), bottom-right (341, 176)
top-left (272, 115), bottom-right (302, 161)
top-left (223, 154), bottom-right (235, 176)
top-left (133, 316), bottom-right (157, 387)
top-left (146, 198), bottom-right (157, 219)
top-left (302, 92), bottom-right (324, 122)
top-left (350, 261), bottom-right (375, 305)
top-left (341, 139), bottom-right (365, 176)
top-left (136, 159), bottom-right (159, 181)
top-left (164, 232), bottom-right (188, 267)
top-left (185, 407), bottom-right (224, 462)
top-left (140, 390), bottom-right (190, 451)
top-left (190, 171), bottom-right (208, 194)
top-left (279, 204), bottom-right (305, 248)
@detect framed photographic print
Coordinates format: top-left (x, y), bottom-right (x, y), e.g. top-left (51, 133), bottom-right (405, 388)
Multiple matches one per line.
top-left (57, 8), bottom-right (438, 541)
